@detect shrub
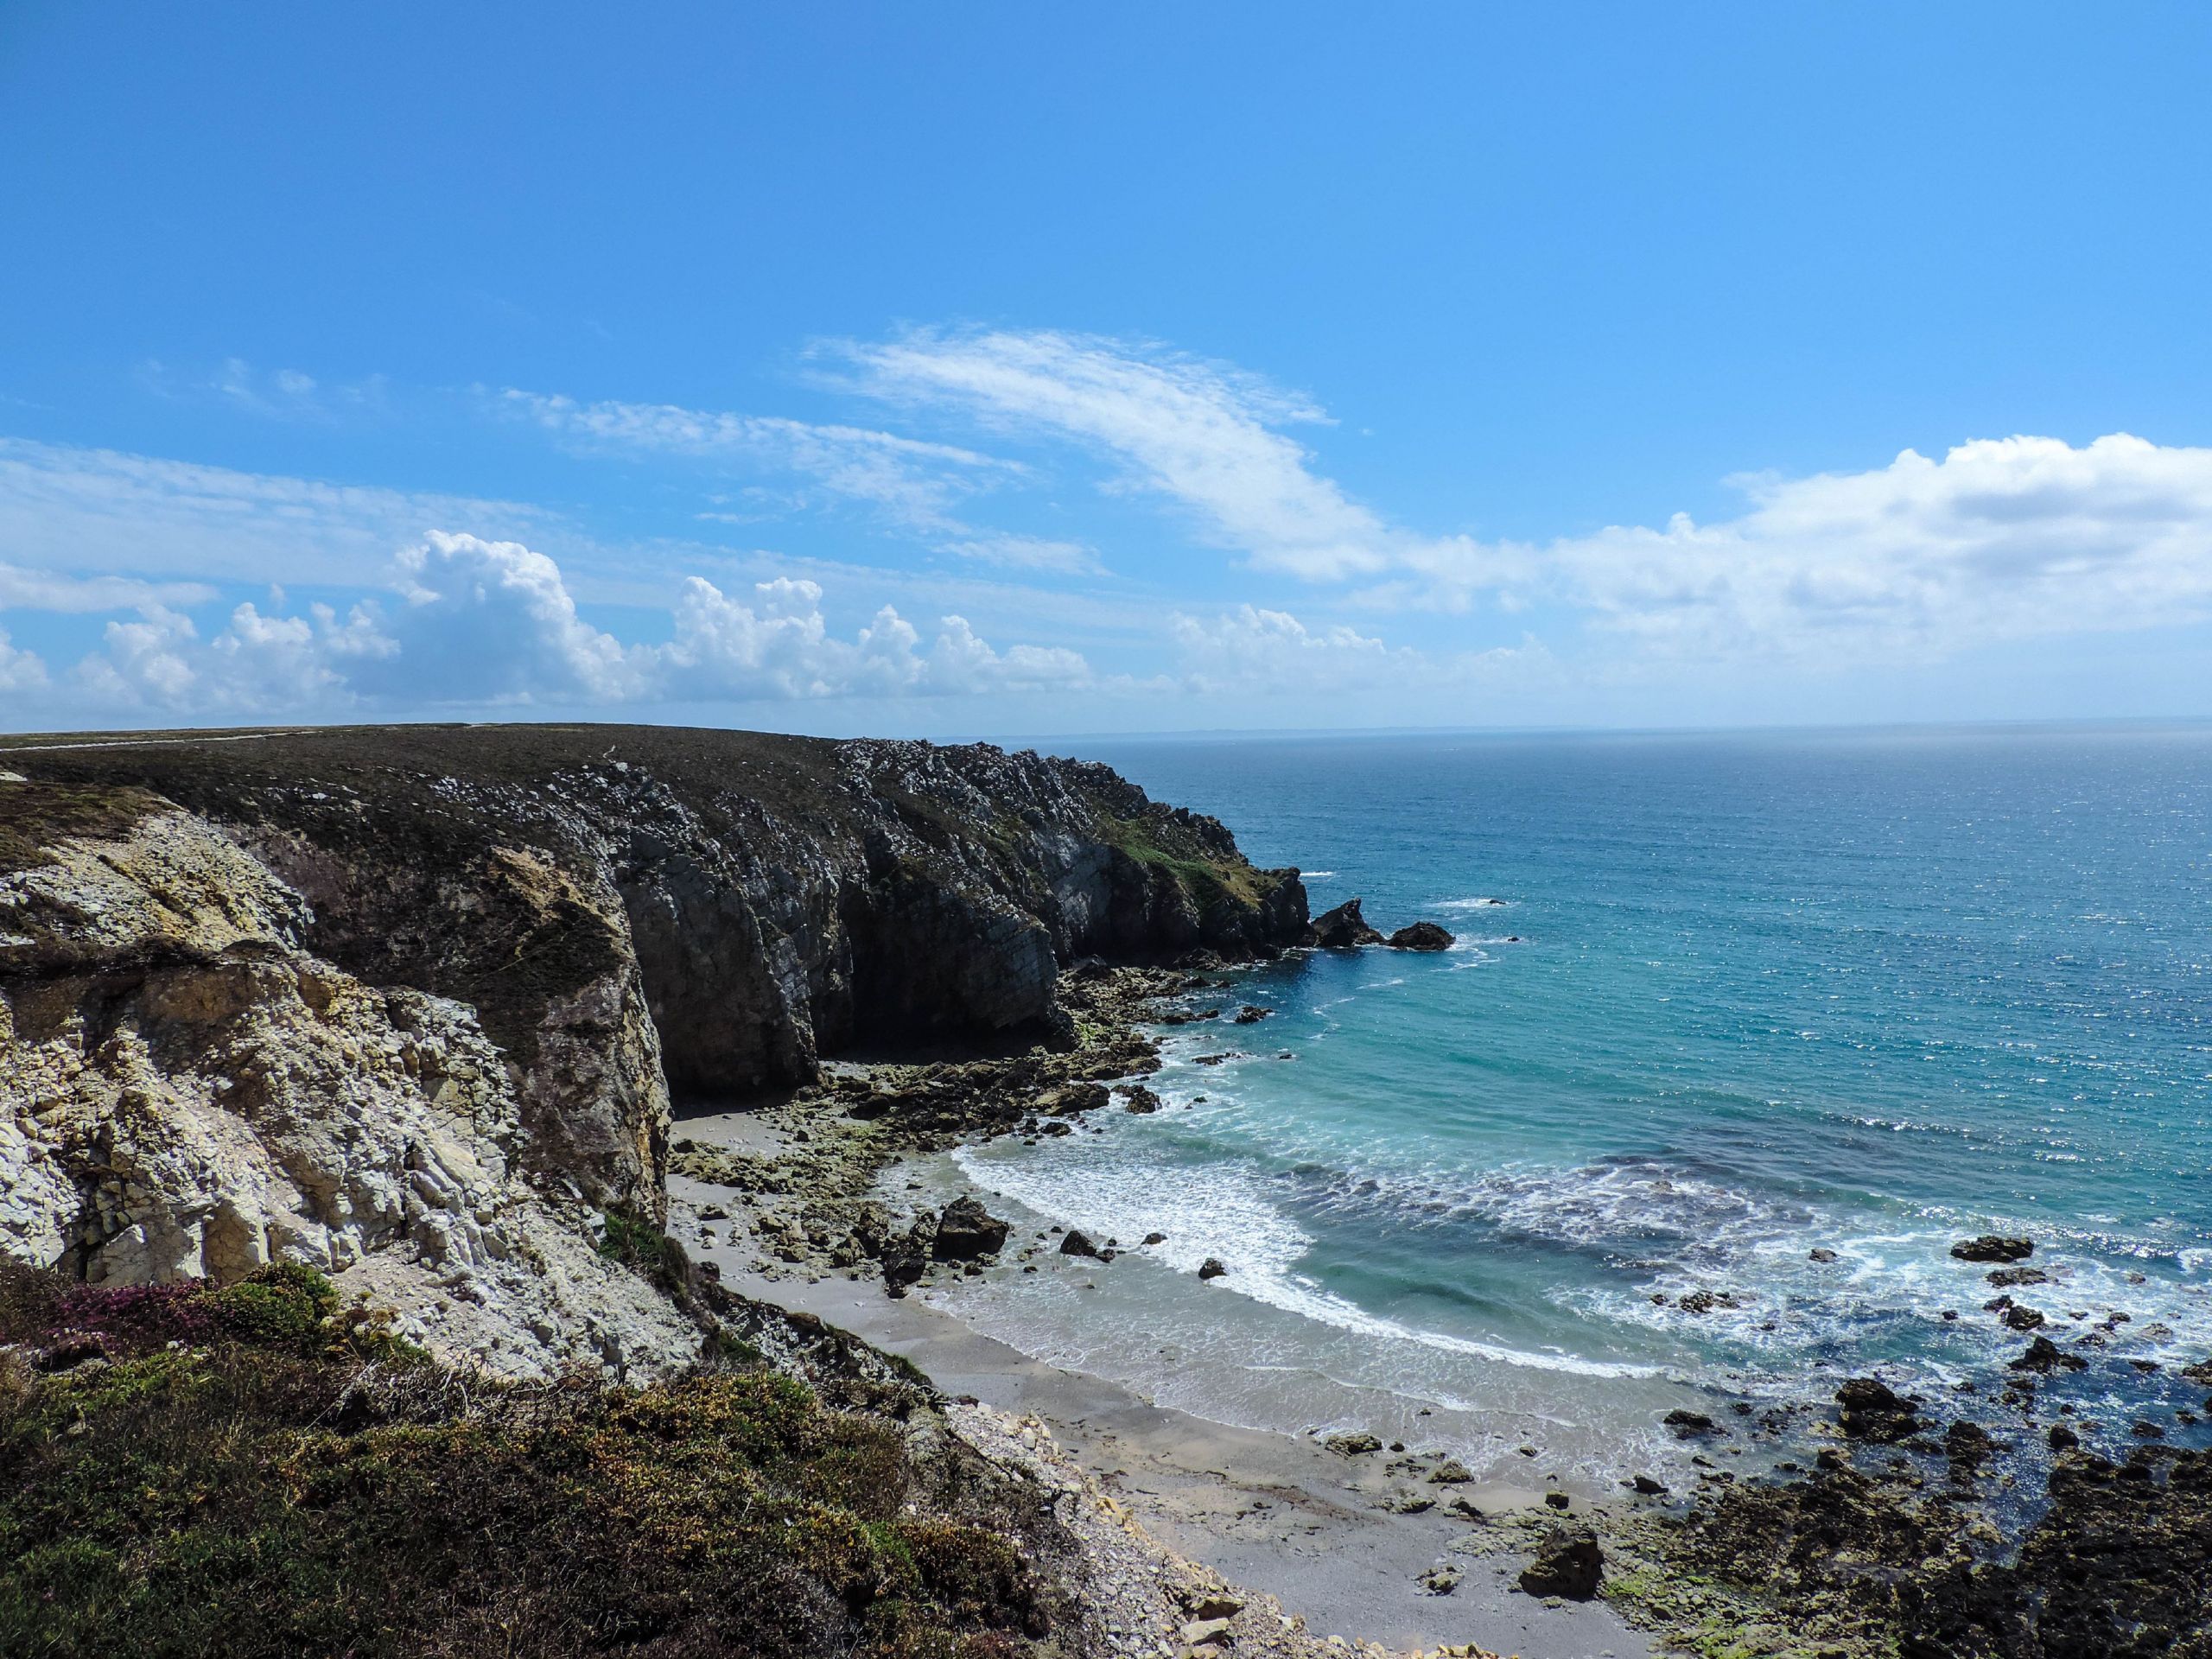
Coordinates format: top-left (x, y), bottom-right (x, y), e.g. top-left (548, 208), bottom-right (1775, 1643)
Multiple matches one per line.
top-left (0, 1262), bottom-right (1055, 1659)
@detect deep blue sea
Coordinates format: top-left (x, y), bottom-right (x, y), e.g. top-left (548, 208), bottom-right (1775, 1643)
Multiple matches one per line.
top-left (916, 725), bottom-right (2212, 1488)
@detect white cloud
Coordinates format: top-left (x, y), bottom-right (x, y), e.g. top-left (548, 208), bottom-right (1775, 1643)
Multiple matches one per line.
top-left (0, 627), bottom-right (47, 694)
top-left (664, 574), bottom-right (1090, 701)
top-left (1388, 432), bottom-right (2212, 659)
top-left (843, 332), bottom-right (2212, 669)
top-left (67, 598), bottom-right (395, 714)
top-left (29, 530), bottom-right (1092, 718)
top-left (498, 388), bottom-right (1017, 532)
top-left (378, 531), bottom-right (650, 703)
top-left (848, 328), bottom-right (1399, 580)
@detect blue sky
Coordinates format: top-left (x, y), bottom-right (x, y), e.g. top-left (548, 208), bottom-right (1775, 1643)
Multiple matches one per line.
top-left (3, 3), bottom-right (2210, 735)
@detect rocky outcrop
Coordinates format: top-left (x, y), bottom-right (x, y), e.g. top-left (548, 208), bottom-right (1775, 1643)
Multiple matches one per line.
top-left (0, 800), bottom-right (696, 1378)
top-left (1386, 921), bottom-right (1454, 950)
top-left (1835, 1376), bottom-right (1921, 1442)
top-left (1, 728), bottom-right (1306, 1377)
top-left (1306, 898), bottom-right (1384, 949)
top-left (1952, 1234), bottom-right (2034, 1262)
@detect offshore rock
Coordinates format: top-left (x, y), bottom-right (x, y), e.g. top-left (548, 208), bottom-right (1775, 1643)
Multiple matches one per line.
top-left (1306, 897), bottom-right (1385, 949)
top-left (1386, 921), bottom-right (1455, 950)
top-left (1952, 1234), bottom-right (2034, 1263)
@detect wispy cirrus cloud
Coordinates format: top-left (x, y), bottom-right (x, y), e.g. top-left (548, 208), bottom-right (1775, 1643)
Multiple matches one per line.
top-left (843, 327), bottom-right (1402, 581)
top-left (0, 437), bottom-right (555, 586)
top-left (0, 563), bottom-right (214, 613)
top-left (937, 532), bottom-right (1103, 575)
top-left (838, 328), bottom-right (2212, 664)
top-left (139, 357), bottom-right (392, 423)
top-left (495, 387), bottom-right (1020, 534)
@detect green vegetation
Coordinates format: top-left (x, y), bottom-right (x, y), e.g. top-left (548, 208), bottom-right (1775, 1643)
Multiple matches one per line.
top-left (0, 1258), bottom-right (1058, 1658)
top-left (1097, 814), bottom-right (1268, 920)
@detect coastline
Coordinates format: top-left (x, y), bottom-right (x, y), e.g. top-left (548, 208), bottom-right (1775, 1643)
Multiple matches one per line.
top-left (673, 1134), bottom-right (1653, 1659)
top-left (661, 963), bottom-right (1656, 1657)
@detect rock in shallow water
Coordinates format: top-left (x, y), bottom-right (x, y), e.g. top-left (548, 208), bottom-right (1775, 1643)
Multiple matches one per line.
top-left (1306, 897), bottom-right (1385, 948)
top-left (1386, 921), bottom-right (1455, 950)
top-left (1952, 1234), bottom-right (2035, 1263)
top-left (931, 1195), bottom-right (1009, 1261)
top-left (1836, 1376), bottom-right (1921, 1441)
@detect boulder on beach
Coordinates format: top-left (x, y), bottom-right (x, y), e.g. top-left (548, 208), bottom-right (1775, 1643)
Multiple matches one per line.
top-left (1058, 1230), bottom-right (1103, 1259)
top-left (1326, 1433), bottom-right (1382, 1456)
top-left (1198, 1256), bottom-right (1228, 1281)
top-left (1306, 898), bottom-right (1385, 949)
top-left (1386, 921), bottom-right (1455, 951)
top-left (1517, 1525), bottom-right (1604, 1599)
top-left (1952, 1235), bottom-right (2034, 1263)
top-left (931, 1196), bottom-right (1010, 1261)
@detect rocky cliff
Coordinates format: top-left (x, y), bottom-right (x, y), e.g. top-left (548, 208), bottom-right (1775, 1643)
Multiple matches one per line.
top-left (0, 725), bottom-right (1306, 1376)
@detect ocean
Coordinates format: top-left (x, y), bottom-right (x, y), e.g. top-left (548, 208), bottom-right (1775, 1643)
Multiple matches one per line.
top-left (905, 725), bottom-right (2212, 1491)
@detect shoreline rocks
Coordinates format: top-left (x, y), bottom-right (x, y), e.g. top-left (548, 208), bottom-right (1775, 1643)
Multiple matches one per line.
top-left (1306, 897), bottom-right (1385, 949)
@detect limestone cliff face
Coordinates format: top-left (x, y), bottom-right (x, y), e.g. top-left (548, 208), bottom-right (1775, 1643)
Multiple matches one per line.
top-left (0, 727), bottom-right (1305, 1376)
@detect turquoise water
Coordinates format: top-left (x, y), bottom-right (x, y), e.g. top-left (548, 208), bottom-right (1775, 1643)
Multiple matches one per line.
top-left (920, 726), bottom-right (2212, 1485)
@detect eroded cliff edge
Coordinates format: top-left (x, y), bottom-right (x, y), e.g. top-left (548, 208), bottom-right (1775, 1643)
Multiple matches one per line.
top-left (0, 724), bottom-right (1306, 1377)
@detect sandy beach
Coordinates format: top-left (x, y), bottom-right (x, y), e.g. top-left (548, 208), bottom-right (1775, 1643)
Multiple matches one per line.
top-left (671, 1104), bottom-right (1654, 1659)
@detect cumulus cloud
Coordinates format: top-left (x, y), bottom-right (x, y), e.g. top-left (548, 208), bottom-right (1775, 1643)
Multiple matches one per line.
top-left (379, 531), bottom-right (650, 703)
top-left (0, 627), bottom-right (47, 694)
top-left (67, 599), bottom-right (393, 713)
top-left (29, 531), bottom-right (1091, 717)
top-left (499, 388), bottom-right (1017, 533)
top-left (1378, 432), bottom-right (2212, 659)
top-left (847, 328), bottom-right (1398, 580)
top-left (664, 575), bottom-right (1090, 701)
